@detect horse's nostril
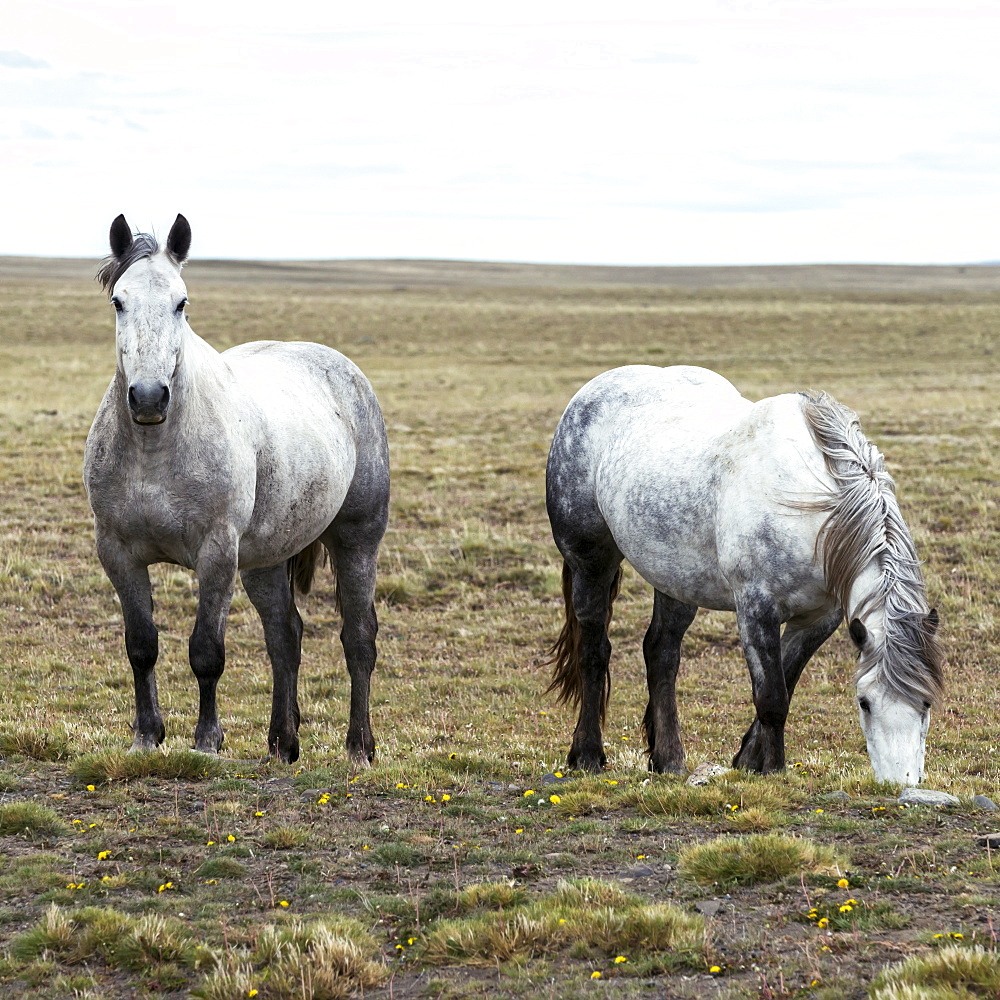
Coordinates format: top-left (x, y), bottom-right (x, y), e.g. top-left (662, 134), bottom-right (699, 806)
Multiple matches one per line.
top-left (128, 386), bottom-right (138, 411)
top-left (160, 385), bottom-right (170, 407)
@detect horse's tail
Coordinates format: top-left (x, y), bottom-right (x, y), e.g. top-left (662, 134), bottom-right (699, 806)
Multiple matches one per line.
top-left (544, 561), bottom-right (623, 725)
top-left (288, 539), bottom-right (342, 612)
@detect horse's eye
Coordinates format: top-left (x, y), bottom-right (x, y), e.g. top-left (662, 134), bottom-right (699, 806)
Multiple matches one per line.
top-left (112, 297), bottom-right (123, 313)
top-left (859, 698), bottom-right (871, 713)
top-left (175, 298), bottom-right (187, 314)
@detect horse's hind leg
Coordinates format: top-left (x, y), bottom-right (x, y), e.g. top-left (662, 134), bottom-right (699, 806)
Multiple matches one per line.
top-left (241, 564), bottom-right (303, 763)
top-left (324, 510), bottom-right (386, 766)
top-left (734, 607), bottom-right (842, 771)
top-left (643, 592), bottom-right (698, 774)
top-left (732, 591), bottom-right (786, 774)
top-left (562, 542), bottom-right (623, 773)
top-left (96, 530), bottom-right (164, 750)
top-left (189, 534), bottom-right (238, 753)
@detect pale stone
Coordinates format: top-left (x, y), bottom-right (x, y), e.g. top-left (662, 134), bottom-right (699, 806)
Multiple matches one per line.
top-left (686, 762), bottom-right (728, 786)
top-left (898, 787), bottom-right (959, 807)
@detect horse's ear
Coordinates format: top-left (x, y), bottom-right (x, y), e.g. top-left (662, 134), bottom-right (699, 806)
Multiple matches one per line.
top-left (924, 608), bottom-right (940, 635)
top-left (109, 214), bottom-right (133, 258)
top-left (849, 618), bottom-right (868, 649)
top-left (166, 214), bottom-right (192, 263)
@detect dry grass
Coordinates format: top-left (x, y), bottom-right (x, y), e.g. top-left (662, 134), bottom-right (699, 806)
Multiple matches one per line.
top-left (0, 259), bottom-right (998, 998)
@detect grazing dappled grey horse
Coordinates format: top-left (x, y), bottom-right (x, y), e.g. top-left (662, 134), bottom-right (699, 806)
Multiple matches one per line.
top-left (546, 365), bottom-right (943, 784)
top-left (84, 215), bottom-right (389, 763)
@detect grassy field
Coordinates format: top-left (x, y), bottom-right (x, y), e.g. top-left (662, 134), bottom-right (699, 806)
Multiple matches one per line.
top-left (0, 257), bottom-right (998, 999)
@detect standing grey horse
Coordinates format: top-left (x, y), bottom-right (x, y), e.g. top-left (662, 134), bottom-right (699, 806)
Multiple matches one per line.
top-left (546, 365), bottom-right (943, 784)
top-left (84, 214), bottom-right (389, 763)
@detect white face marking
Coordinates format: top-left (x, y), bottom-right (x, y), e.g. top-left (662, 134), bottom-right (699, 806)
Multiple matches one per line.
top-left (856, 673), bottom-right (929, 786)
top-left (111, 255), bottom-right (188, 423)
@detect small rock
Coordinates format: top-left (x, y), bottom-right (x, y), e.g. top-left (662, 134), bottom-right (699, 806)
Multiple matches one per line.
top-left (820, 790), bottom-right (851, 802)
top-left (695, 899), bottom-right (722, 917)
top-left (977, 833), bottom-right (1000, 849)
top-left (625, 866), bottom-right (656, 878)
top-left (686, 762), bottom-right (727, 787)
top-left (898, 787), bottom-right (960, 807)
top-left (973, 795), bottom-right (998, 811)
top-left (299, 788), bottom-right (324, 801)
top-left (541, 773), bottom-right (570, 785)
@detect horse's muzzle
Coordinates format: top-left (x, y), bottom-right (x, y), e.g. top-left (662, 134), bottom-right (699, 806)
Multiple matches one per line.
top-left (128, 381), bottom-right (170, 424)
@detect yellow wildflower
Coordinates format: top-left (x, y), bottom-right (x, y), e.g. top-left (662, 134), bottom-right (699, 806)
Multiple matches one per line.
top-left (227, 835), bottom-right (236, 842)
top-left (590, 971), bottom-right (602, 979)
top-left (550, 794), bottom-right (561, 804)
top-left (279, 900), bottom-right (289, 907)
top-left (837, 878), bottom-right (850, 888)
top-left (614, 955), bottom-right (627, 964)
top-left (709, 965), bottom-right (722, 974)
top-left (523, 789), bottom-right (535, 797)
top-left (817, 917), bottom-right (829, 928)
top-left (97, 851), bottom-right (111, 860)
top-left (86, 785), bottom-right (95, 792)
top-left (441, 794), bottom-right (451, 802)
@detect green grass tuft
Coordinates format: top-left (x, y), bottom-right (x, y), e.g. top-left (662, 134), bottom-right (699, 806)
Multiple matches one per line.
top-left (68, 749), bottom-right (231, 785)
top-left (0, 731), bottom-right (71, 762)
top-left (262, 825), bottom-right (315, 850)
top-left (420, 878), bottom-right (704, 968)
top-left (0, 801), bottom-right (67, 838)
top-left (678, 833), bottom-right (843, 886)
top-left (870, 946), bottom-right (1000, 999)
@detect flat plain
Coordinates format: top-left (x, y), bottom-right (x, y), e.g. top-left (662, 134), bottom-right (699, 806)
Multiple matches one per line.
top-left (0, 256), bottom-right (998, 999)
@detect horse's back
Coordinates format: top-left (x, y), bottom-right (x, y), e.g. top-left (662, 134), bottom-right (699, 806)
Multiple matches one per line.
top-left (549, 366), bottom-right (831, 614)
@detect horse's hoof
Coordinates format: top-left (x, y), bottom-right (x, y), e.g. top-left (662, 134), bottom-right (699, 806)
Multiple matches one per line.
top-left (566, 751), bottom-right (606, 773)
top-left (648, 759), bottom-right (687, 775)
top-left (268, 737), bottom-right (300, 764)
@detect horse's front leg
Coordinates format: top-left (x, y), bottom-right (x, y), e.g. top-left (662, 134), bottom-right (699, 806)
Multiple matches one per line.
top-left (96, 529), bottom-right (164, 750)
top-left (736, 608), bottom-right (842, 768)
top-left (733, 591), bottom-right (786, 774)
top-left (190, 534), bottom-right (238, 754)
top-left (241, 564), bottom-right (303, 763)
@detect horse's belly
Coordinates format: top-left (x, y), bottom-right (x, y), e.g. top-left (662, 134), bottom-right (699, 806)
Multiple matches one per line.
top-left (614, 520), bottom-right (736, 610)
top-left (238, 437), bottom-right (355, 569)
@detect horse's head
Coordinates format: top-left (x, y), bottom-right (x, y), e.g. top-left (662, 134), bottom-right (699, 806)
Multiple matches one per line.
top-left (98, 214), bottom-right (192, 425)
top-left (850, 612), bottom-right (942, 786)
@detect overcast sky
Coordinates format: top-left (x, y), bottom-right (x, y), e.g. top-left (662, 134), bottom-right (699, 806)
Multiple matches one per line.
top-left (3, 1), bottom-right (998, 264)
